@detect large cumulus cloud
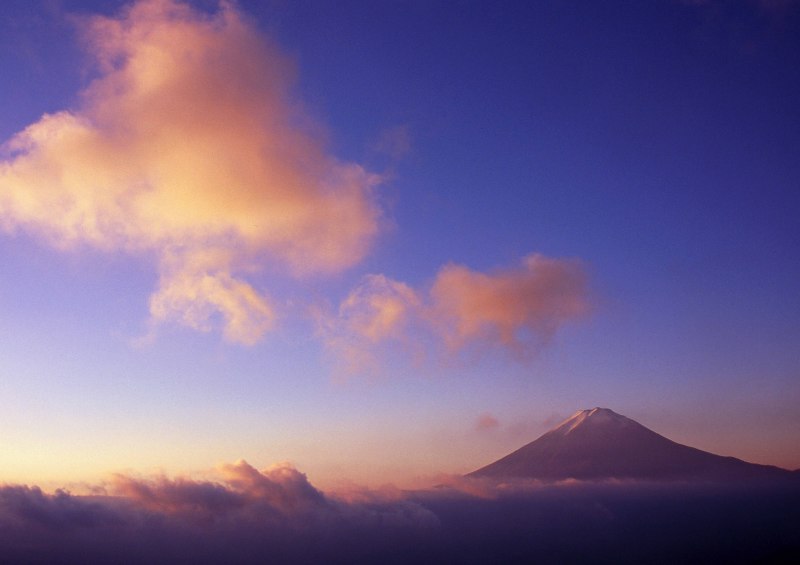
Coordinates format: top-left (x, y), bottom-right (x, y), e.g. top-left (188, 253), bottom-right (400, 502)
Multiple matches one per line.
top-left (0, 0), bottom-right (381, 344)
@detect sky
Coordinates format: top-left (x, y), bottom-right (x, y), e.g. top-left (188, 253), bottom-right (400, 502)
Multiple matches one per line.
top-left (0, 0), bottom-right (798, 490)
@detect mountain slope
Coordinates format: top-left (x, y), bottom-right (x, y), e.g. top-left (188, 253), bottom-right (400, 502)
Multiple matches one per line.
top-left (469, 408), bottom-right (793, 481)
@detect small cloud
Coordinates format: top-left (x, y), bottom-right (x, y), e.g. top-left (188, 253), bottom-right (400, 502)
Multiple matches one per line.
top-left (475, 413), bottom-right (500, 432)
top-left (429, 254), bottom-right (590, 356)
top-left (335, 274), bottom-right (421, 344)
top-left (314, 274), bottom-right (425, 377)
top-left (318, 254), bottom-right (590, 376)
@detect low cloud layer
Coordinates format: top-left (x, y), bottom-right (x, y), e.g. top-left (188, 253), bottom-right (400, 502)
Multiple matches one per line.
top-left (0, 461), bottom-right (441, 564)
top-left (0, 462), bottom-right (796, 563)
top-left (319, 254), bottom-right (589, 374)
top-left (0, 0), bottom-right (381, 344)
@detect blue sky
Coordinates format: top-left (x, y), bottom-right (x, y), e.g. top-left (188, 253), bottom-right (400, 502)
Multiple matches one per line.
top-left (0, 0), bottom-right (798, 488)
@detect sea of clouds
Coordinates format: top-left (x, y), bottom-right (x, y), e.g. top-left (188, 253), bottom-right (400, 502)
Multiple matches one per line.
top-left (0, 460), bottom-right (797, 563)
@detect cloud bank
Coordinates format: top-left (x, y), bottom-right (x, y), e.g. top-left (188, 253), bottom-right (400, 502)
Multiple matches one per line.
top-left (0, 462), bottom-right (796, 563)
top-left (0, 461), bottom-right (441, 564)
top-left (0, 0), bottom-right (381, 344)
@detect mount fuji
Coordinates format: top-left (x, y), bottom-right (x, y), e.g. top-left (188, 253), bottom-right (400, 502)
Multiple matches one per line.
top-left (469, 408), bottom-right (795, 481)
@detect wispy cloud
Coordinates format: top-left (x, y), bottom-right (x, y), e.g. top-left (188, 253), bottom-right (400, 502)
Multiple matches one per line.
top-left (314, 274), bottom-right (424, 375)
top-left (0, 0), bottom-right (381, 344)
top-left (318, 254), bottom-right (590, 375)
top-left (475, 413), bottom-right (500, 432)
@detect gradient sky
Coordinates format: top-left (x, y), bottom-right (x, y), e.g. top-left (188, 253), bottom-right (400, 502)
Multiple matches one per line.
top-left (0, 0), bottom-right (798, 489)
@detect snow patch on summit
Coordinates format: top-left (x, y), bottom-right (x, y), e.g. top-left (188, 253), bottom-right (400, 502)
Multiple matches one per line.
top-left (550, 408), bottom-right (629, 435)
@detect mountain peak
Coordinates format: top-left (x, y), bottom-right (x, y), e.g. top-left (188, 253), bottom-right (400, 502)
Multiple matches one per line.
top-left (550, 407), bottom-right (632, 436)
top-left (469, 408), bottom-right (795, 482)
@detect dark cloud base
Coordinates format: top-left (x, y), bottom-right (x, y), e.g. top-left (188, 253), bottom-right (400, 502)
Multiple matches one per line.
top-left (0, 478), bottom-right (798, 564)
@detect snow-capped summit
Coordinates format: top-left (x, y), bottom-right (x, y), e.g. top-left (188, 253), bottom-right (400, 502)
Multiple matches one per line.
top-left (550, 407), bottom-right (633, 436)
top-left (468, 408), bottom-right (794, 481)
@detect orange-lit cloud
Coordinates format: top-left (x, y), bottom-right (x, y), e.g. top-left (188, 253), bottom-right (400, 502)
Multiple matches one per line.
top-left (316, 274), bottom-right (423, 375)
top-left (0, 0), bottom-right (380, 343)
top-left (319, 254), bottom-right (589, 374)
top-left (429, 254), bottom-right (589, 355)
top-left (111, 460), bottom-right (325, 515)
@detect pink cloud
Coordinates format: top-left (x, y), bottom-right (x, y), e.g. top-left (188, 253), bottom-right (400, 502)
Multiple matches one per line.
top-left (315, 274), bottom-right (424, 375)
top-left (429, 254), bottom-right (589, 355)
top-left (318, 254), bottom-right (589, 375)
top-left (475, 413), bottom-right (500, 432)
top-left (0, 0), bottom-right (381, 344)
top-left (111, 460), bottom-right (324, 515)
